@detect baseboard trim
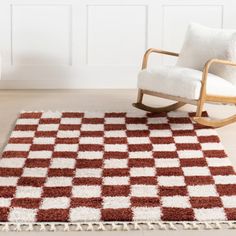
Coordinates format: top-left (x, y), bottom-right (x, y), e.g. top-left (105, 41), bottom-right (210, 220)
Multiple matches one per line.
top-left (0, 79), bottom-right (136, 89)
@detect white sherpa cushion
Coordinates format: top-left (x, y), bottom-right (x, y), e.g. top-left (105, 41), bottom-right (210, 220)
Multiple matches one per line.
top-left (177, 23), bottom-right (236, 85)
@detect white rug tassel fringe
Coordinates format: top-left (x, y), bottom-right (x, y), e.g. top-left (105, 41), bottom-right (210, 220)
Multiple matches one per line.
top-left (134, 222), bottom-right (141, 230)
top-left (75, 223), bottom-right (83, 231)
top-left (111, 222), bottom-right (119, 230)
top-left (39, 223), bottom-right (46, 231)
top-left (0, 221), bottom-right (236, 231)
top-left (229, 222), bottom-right (236, 229)
top-left (169, 222), bottom-right (177, 230)
top-left (204, 222), bottom-right (213, 230)
top-left (147, 222), bottom-right (155, 230)
top-left (1, 224), bottom-right (9, 232)
top-left (122, 223), bottom-right (129, 231)
top-left (26, 223), bottom-right (34, 231)
top-left (97, 223), bottom-right (106, 231)
top-left (87, 223), bottom-right (94, 231)
top-left (16, 223), bottom-right (22, 232)
top-left (157, 222), bottom-right (166, 230)
top-left (49, 223), bottom-right (56, 231)
top-left (63, 223), bottom-right (70, 231)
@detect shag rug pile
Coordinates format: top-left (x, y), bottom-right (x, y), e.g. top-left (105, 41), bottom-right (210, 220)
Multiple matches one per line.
top-left (0, 111), bottom-right (236, 231)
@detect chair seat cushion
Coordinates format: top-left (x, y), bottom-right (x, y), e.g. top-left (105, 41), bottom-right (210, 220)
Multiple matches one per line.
top-left (138, 65), bottom-right (236, 100)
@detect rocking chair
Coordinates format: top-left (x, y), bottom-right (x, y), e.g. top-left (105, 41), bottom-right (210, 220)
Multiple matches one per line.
top-left (133, 23), bottom-right (236, 127)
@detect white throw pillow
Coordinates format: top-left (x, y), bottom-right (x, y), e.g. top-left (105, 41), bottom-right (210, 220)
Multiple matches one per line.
top-left (177, 23), bottom-right (236, 85)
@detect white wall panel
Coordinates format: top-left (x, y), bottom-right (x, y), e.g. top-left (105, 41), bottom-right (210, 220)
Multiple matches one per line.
top-left (11, 4), bottom-right (72, 66)
top-left (87, 5), bottom-right (147, 66)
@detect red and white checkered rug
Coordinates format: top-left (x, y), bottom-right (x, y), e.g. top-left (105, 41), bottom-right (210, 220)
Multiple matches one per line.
top-left (0, 111), bottom-right (236, 230)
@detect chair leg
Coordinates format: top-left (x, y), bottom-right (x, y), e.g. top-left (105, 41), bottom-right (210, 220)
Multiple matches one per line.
top-left (133, 101), bottom-right (186, 113)
top-left (133, 90), bottom-right (185, 113)
top-left (193, 114), bottom-right (236, 128)
top-left (193, 99), bottom-right (236, 128)
top-left (196, 98), bottom-right (205, 117)
top-left (137, 89), bottom-right (144, 103)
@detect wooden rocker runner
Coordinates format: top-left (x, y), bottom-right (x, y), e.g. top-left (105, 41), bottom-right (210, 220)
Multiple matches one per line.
top-left (133, 23), bottom-right (236, 127)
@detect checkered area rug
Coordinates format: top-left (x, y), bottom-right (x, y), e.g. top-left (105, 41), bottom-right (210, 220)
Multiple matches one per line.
top-left (0, 111), bottom-right (236, 224)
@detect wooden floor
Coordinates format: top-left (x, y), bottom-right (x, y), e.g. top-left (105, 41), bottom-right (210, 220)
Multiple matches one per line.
top-left (0, 89), bottom-right (235, 236)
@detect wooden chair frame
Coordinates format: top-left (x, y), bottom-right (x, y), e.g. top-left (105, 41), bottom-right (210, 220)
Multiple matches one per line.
top-left (133, 48), bottom-right (236, 127)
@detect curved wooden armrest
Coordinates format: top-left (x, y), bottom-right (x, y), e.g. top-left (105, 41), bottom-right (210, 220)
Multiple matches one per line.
top-left (196, 58), bottom-right (236, 119)
top-left (201, 58), bottom-right (236, 91)
top-left (142, 48), bottom-right (179, 69)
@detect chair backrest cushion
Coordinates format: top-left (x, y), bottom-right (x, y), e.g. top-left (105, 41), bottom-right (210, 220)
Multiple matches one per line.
top-left (177, 23), bottom-right (236, 85)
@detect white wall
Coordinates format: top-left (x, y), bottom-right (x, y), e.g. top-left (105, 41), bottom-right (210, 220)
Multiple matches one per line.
top-left (0, 0), bottom-right (235, 89)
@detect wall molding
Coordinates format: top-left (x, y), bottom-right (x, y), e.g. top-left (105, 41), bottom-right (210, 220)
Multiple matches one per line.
top-left (9, 3), bottom-right (73, 66)
top-left (85, 4), bottom-right (149, 66)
